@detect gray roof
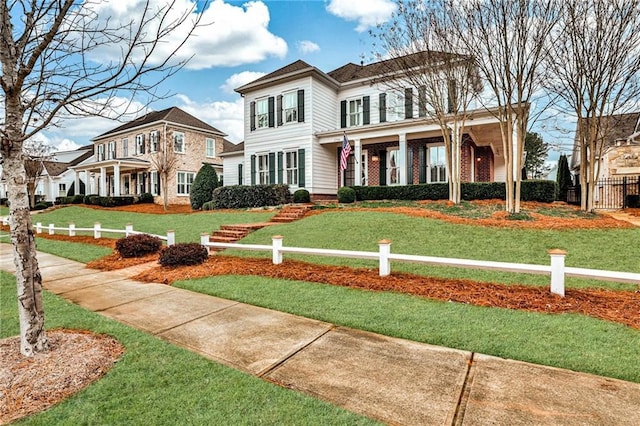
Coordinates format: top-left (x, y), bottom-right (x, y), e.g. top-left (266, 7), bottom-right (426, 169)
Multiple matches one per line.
top-left (221, 140), bottom-right (244, 154)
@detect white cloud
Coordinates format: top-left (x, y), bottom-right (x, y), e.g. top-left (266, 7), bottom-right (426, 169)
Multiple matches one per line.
top-left (326, 0), bottom-right (396, 32)
top-left (176, 94), bottom-right (245, 143)
top-left (297, 40), bottom-right (320, 54)
top-left (81, 0), bottom-right (287, 70)
top-left (220, 71), bottom-right (267, 94)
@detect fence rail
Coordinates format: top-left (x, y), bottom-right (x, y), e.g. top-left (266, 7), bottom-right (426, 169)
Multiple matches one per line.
top-left (201, 234), bottom-right (640, 297)
top-left (567, 176), bottom-right (640, 209)
top-left (35, 222), bottom-right (175, 245)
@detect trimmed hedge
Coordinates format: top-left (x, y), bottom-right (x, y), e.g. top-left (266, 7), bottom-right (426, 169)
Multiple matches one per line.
top-left (212, 184), bottom-right (292, 209)
top-left (337, 187), bottom-right (356, 203)
top-left (349, 180), bottom-right (557, 203)
top-left (293, 189), bottom-right (310, 203)
top-left (138, 193), bottom-right (154, 204)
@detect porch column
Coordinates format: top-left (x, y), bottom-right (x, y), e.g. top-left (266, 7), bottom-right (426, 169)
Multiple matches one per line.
top-left (354, 138), bottom-right (362, 186)
top-left (398, 133), bottom-right (407, 185)
top-left (99, 167), bottom-right (107, 196)
top-left (74, 171), bottom-right (80, 196)
top-left (113, 163), bottom-right (121, 196)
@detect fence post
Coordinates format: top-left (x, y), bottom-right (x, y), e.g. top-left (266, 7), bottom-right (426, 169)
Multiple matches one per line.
top-left (167, 230), bottom-right (175, 246)
top-left (548, 249), bottom-right (566, 297)
top-left (378, 239), bottom-right (392, 277)
top-left (48, 223), bottom-right (54, 235)
top-left (125, 223), bottom-right (133, 237)
top-left (69, 223), bottom-right (75, 237)
top-left (201, 233), bottom-right (210, 255)
top-left (94, 222), bottom-right (101, 239)
top-left (36, 222), bottom-right (42, 233)
top-left (272, 235), bottom-right (283, 265)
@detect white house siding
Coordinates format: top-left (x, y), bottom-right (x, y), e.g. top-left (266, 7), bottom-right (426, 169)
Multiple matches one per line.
top-left (494, 156), bottom-right (506, 182)
top-left (309, 78), bottom-right (340, 194)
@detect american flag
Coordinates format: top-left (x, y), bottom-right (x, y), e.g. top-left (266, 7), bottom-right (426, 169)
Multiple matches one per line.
top-left (339, 132), bottom-right (351, 173)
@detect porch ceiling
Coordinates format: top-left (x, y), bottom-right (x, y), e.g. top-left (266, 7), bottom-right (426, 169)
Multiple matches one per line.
top-left (71, 158), bottom-right (151, 173)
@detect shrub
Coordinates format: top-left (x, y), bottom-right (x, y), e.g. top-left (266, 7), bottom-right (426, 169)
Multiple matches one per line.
top-left (115, 234), bottom-right (163, 258)
top-left (71, 194), bottom-right (84, 204)
top-left (461, 182), bottom-right (505, 200)
top-left (190, 164), bottom-right (219, 210)
top-left (111, 196), bottom-right (135, 206)
top-left (626, 194), bottom-right (640, 208)
top-left (212, 184), bottom-right (291, 209)
top-left (55, 196), bottom-right (73, 205)
top-left (293, 189), bottom-right (310, 203)
top-left (337, 187), bottom-right (356, 203)
top-left (0, 198), bottom-right (7, 206)
top-left (520, 180), bottom-right (557, 203)
top-left (32, 202), bottom-right (49, 211)
top-left (138, 192), bottom-right (154, 204)
top-left (84, 194), bottom-right (99, 204)
top-left (159, 243), bottom-right (208, 267)
top-left (202, 200), bottom-right (215, 211)
top-left (272, 184), bottom-right (293, 205)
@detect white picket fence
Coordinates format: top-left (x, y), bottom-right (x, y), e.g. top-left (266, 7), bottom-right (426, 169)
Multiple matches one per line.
top-left (34, 222), bottom-right (175, 246)
top-left (200, 234), bottom-right (640, 297)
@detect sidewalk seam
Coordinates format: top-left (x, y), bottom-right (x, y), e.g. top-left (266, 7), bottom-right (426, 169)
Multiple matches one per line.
top-left (451, 352), bottom-right (475, 426)
top-left (150, 302), bottom-right (241, 335)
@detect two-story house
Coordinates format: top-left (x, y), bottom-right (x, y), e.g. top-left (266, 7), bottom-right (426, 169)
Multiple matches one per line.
top-left (228, 52), bottom-right (506, 198)
top-left (71, 107), bottom-right (226, 205)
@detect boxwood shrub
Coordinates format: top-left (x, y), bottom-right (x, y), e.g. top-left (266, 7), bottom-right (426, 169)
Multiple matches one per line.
top-left (212, 184), bottom-right (292, 209)
top-left (293, 189), bottom-right (310, 203)
top-left (337, 187), bottom-right (356, 203)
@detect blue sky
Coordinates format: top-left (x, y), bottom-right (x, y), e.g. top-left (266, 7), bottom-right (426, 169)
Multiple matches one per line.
top-left (40, 0), bottom-right (572, 161)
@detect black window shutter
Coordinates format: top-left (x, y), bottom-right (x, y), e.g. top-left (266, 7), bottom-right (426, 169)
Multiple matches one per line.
top-left (418, 146), bottom-right (426, 183)
top-left (407, 147), bottom-right (414, 184)
top-left (418, 86), bottom-right (427, 117)
top-left (268, 97), bottom-right (275, 127)
top-left (363, 96), bottom-right (370, 125)
top-left (379, 93), bottom-right (386, 123)
top-left (404, 88), bottom-right (413, 119)
top-left (277, 95), bottom-right (283, 126)
top-left (250, 102), bottom-right (256, 131)
top-left (277, 151), bottom-right (283, 183)
top-left (238, 163), bottom-right (243, 185)
top-left (379, 150), bottom-right (387, 186)
top-left (269, 152), bottom-right (276, 184)
top-left (250, 155), bottom-right (256, 185)
top-left (297, 90), bottom-right (305, 122)
top-left (298, 148), bottom-right (305, 187)
top-left (448, 79), bottom-right (457, 113)
top-left (340, 100), bottom-right (347, 128)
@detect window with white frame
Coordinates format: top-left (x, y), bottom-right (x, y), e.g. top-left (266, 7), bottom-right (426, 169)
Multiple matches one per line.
top-left (97, 144), bottom-right (105, 161)
top-left (284, 92), bottom-right (297, 123)
top-left (122, 138), bottom-right (129, 157)
top-left (108, 141), bottom-right (116, 159)
top-left (349, 99), bottom-right (362, 127)
top-left (206, 138), bottom-right (215, 158)
top-left (176, 171), bottom-right (195, 195)
top-left (150, 171), bottom-right (160, 195)
top-left (149, 130), bottom-right (160, 152)
top-left (58, 183), bottom-right (66, 196)
top-left (257, 154), bottom-right (269, 184)
top-left (285, 150), bottom-right (298, 186)
top-left (386, 92), bottom-right (403, 122)
top-left (173, 132), bottom-right (185, 153)
top-left (256, 98), bottom-right (269, 129)
top-left (428, 145), bottom-right (447, 183)
top-left (387, 148), bottom-right (400, 185)
top-left (135, 134), bottom-right (145, 155)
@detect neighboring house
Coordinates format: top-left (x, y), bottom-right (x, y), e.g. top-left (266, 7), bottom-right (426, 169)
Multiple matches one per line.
top-left (71, 107), bottom-right (226, 205)
top-left (35, 145), bottom-right (94, 201)
top-left (220, 140), bottom-right (245, 186)
top-left (571, 112), bottom-right (640, 180)
top-left (230, 52), bottom-right (508, 198)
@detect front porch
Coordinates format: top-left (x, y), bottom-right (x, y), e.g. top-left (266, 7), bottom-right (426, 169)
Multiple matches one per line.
top-left (70, 159), bottom-right (158, 198)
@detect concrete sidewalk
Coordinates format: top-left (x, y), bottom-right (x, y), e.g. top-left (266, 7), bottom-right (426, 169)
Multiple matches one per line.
top-left (2, 246), bottom-right (640, 425)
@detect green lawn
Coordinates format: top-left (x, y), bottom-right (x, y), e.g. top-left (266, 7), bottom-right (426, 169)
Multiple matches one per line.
top-left (175, 274), bottom-right (640, 383)
top-left (0, 271), bottom-right (377, 425)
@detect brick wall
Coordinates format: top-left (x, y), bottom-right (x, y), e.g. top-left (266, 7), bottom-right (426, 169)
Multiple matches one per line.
top-left (475, 146), bottom-right (494, 182)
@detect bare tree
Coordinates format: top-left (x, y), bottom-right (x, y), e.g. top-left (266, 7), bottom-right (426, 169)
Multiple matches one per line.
top-left (0, 0), bottom-right (206, 356)
top-left (449, 0), bottom-right (559, 213)
top-left (373, 0), bottom-right (482, 203)
top-left (150, 136), bottom-right (179, 211)
top-left (23, 141), bottom-right (53, 208)
top-left (545, 0), bottom-right (640, 211)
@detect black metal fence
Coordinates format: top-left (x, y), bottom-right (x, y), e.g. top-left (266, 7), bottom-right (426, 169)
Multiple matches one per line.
top-left (567, 176), bottom-right (640, 209)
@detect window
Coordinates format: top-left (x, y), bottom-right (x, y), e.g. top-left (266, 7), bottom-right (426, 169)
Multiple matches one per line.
top-left (387, 148), bottom-right (400, 185)
top-left (135, 134), bottom-right (145, 155)
top-left (349, 99), bottom-right (362, 127)
top-left (108, 141), bottom-right (116, 159)
top-left (137, 172), bottom-right (147, 194)
top-left (97, 144), bottom-right (105, 161)
top-left (428, 145), bottom-right (447, 183)
top-left (122, 175), bottom-right (130, 195)
top-left (149, 131), bottom-right (159, 152)
top-left (122, 138), bottom-right (129, 157)
top-left (150, 171), bottom-right (160, 195)
top-left (173, 132), bottom-right (185, 153)
top-left (177, 171), bottom-right (195, 195)
top-left (284, 151), bottom-right (298, 186)
top-left (257, 154), bottom-right (269, 184)
top-left (206, 138), bottom-right (215, 158)
top-left (284, 92), bottom-right (297, 123)
top-left (386, 92), bottom-right (404, 122)
top-left (58, 183), bottom-right (66, 192)
top-left (256, 99), bottom-right (269, 129)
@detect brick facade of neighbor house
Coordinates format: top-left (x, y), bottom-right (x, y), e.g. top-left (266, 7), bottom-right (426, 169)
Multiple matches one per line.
top-left (71, 107), bottom-right (226, 205)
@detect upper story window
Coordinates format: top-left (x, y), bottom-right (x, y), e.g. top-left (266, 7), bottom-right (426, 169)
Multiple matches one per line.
top-left (97, 144), bottom-right (105, 161)
top-left (173, 131), bottom-right (185, 153)
top-left (283, 92), bottom-right (298, 123)
top-left (122, 138), bottom-right (129, 157)
top-left (349, 99), bottom-right (362, 127)
top-left (340, 96), bottom-right (370, 128)
top-left (206, 138), bottom-right (215, 158)
top-left (149, 130), bottom-right (160, 152)
top-left (387, 92), bottom-right (404, 122)
top-left (428, 145), bottom-right (447, 183)
top-left (135, 134), bottom-right (146, 155)
top-left (108, 141), bottom-right (116, 159)
top-left (256, 99), bottom-right (269, 129)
